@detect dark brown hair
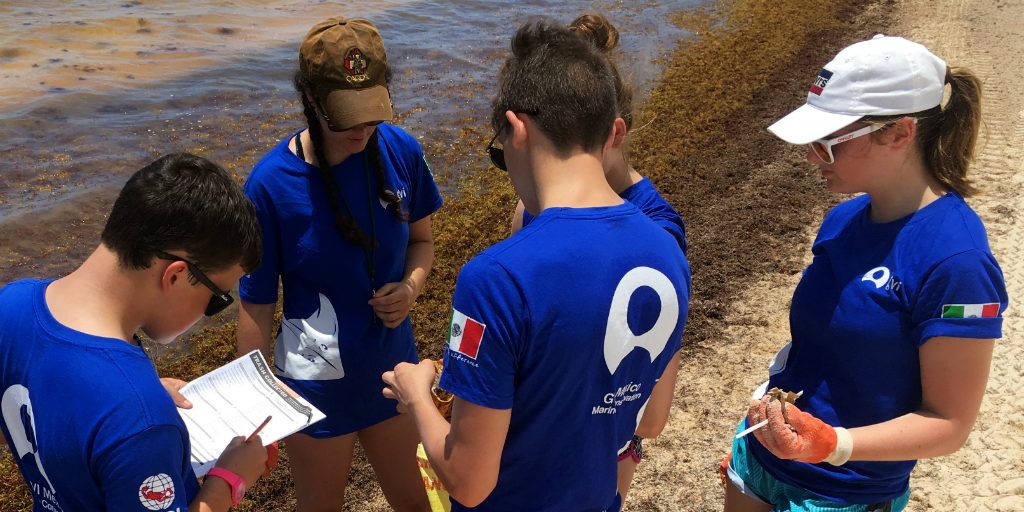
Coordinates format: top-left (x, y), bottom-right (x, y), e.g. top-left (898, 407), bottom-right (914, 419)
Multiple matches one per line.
top-left (569, 13), bottom-right (634, 131)
top-left (293, 70), bottom-right (407, 250)
top-left (490, 18), bottom-right (619, 157)
top-left (863, 67), bottom-right (983, 197)
top-left (102, 152), bottom-right (262, 275)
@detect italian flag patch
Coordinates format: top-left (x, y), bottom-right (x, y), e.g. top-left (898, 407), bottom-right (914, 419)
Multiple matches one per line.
top-left (448, 309), bottom-right (486, 359)
top-left (941, 303), bottom-right (999, 319)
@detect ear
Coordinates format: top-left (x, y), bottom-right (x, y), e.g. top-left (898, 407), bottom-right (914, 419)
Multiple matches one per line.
top-left (505, 110), bottom-right (529, 149)
top-left (886, 117), bottom-right (917, 151)
top-left (608, 118), bottom-right (627, 150)
top-left (160, 260), bottom-right (188, 296)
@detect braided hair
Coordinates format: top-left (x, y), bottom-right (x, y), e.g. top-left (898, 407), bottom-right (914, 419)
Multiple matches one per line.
top-left (293, 70), bottom-right (408, 250)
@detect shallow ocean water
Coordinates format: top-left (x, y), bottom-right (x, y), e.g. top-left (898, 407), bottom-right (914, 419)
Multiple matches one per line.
top-left (0, 0), bottom-right (696, 285)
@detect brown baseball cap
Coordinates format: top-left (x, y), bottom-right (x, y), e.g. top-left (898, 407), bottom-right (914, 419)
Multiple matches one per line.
top-left (299, 16), bottom-right (392, 131)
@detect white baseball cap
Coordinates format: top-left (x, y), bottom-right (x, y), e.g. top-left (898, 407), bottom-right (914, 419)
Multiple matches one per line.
top-left (768, 34), bottom-right (947, 145)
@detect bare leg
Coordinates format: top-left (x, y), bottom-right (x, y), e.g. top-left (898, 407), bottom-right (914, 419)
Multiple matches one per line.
top-left (617, 457), bottom-right (638, 505)
top-left (724, 478), bottom-right (774, 512)
top-left (359, 413), bottom-right (432, 512)
top-left (287, 431), bottom-right (358, 512)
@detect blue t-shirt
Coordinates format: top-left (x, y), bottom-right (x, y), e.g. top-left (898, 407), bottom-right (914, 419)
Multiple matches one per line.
top-left (440, 203), bottom-right (691, 512)
top-left (239, 123), bottom-right (443, 436)
top-left (750, 193), bottom-right (1008, 503)
top-left (0, 279), bottom-right (200, 512)
top-left (521, 177), bottom-right (687, 254)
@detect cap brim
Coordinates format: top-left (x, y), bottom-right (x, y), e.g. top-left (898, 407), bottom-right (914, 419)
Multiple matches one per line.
top-left (767, 103), bottom-right (863, 144)
top-left (321, 85), bottom-right (393, 131)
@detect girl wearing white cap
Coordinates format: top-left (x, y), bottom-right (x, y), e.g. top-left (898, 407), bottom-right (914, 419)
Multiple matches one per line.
top-left (723, 35), bottom-right (1008, 512)
top-left (237, 16), bottom-right (439, 512)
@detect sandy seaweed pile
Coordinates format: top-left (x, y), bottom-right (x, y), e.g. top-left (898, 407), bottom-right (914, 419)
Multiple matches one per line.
top-left (0, 0), bottom-right (890, 509)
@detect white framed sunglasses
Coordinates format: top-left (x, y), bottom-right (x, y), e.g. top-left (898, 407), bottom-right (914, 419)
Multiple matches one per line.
top-left (808, 118), bottom-right (915, 164)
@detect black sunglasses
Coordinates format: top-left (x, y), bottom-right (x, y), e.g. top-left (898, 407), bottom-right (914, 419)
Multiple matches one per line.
top-left (154, 251), bottom-right (234, 316)
top-left (486, 110), bottom-right (539, 171)
top-left (313, 96), bottom-right (384, 132)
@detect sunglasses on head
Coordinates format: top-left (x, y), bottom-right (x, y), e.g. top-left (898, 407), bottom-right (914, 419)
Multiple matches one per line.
top-left (486, 109), bottom-right (540, 172)
top-left (154, 251), bottom-right (234, 316)
top-left (808, 119), bottom-right (914, 164)
top-left (313, 96), bottom-right (384, 132)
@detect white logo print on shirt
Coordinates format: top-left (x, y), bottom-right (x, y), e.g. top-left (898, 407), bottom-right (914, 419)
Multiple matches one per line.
top-left (275, 293), bottom-right (346, 380)
top-left (861, 267), bottom-right (891, 288)
top-left (2, 385), bottom-right (57, 497)
top-left (603, 267), bottom-right (680, 374)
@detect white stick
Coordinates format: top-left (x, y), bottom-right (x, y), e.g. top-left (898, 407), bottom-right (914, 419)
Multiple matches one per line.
top-left (735, 419), bottom-right (769, 439)
top-left (735, 390), bottom-right (804, 439)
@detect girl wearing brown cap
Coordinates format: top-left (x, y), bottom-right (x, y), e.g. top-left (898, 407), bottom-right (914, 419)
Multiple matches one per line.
top-left (236, 16), bottom-right (439, 512)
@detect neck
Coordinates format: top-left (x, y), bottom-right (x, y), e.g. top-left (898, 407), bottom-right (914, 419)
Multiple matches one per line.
top-left (605, 155), bottom-right (643, 194)
top-left (301, 129), bottom-right (354, 167)
top-left (518, 146), bottom-right (622, 215)
top-left (866, 155), bottom-right (948, 223)
top-left (45, 245), bottom-right (146, 343)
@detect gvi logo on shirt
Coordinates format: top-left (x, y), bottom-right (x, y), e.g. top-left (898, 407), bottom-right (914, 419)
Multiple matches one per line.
top-left (862, 266), bottom-right (901, 292)
top-left (603, 267), bottom-right (679, 374)
top-left (2, 385), bottom-right (59, 502)
top-left (138, 474), bottom-right (176, 510)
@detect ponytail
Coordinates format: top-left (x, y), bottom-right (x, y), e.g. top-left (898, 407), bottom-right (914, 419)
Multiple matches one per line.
top-left (863, 67), bottom-right (983, 197)
top-left (920, 67), bottom-right (983, 197)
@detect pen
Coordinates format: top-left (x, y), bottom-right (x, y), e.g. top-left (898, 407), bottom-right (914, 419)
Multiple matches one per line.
top-left (245, 415), bottom-right (272, 443)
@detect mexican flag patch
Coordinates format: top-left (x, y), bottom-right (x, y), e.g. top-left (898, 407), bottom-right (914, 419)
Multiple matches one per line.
top-left (941, 303), bottom-right (999, 319)
top-left (448, 309), bottom-right (486, 359)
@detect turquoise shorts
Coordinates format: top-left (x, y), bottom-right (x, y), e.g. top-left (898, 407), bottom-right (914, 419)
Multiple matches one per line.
top-left (727, 421), bottom-right (910, 512)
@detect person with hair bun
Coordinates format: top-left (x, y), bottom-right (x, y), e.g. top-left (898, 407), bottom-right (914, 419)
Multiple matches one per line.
top-left (723, 35), bottom-right (1007, 512)
top-left (383, 17), bottom-right (689, 512)
top-left (512, 13), bottom-right (688, 257)
top-left (236, 16), bottom-right (439, 512)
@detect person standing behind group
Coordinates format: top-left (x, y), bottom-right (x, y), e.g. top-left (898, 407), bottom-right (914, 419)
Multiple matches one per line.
top-left (236, 16), bottom-right (441, 512)
top-left (0, 153), bottom-right (269, 512)
top-left (383, 18), bottom-right (690, 512)
top-left (511, 13), bottom-right (688, 257)
top-left (723, 35), bottom-right (1008, 512)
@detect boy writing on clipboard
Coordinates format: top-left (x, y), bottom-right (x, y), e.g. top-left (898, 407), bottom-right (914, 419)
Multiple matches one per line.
top-left (0, 153), bottom-right (270, 511)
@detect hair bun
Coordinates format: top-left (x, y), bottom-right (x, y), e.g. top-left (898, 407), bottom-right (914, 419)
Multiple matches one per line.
top-left (569, 13), bottom-right (619, 53)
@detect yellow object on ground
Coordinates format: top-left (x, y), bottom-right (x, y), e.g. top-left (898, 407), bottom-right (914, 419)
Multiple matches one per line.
top-left (417, 443), bottom-right (451, 512)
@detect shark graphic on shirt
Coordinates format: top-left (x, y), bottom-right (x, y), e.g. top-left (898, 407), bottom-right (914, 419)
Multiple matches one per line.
top-left (275, 293), bottom-right (345, 380)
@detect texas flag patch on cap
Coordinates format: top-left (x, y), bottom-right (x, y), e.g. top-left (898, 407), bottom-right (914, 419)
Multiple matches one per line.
top-left (809, 68), bottom-right (834, 96)
top-left (448, 309), bottom-right (486, 359)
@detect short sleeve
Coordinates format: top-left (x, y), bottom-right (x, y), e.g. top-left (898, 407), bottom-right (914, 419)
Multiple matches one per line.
top-left (438, 255), bottom-right (524, 410)
top-left (407, 152), bottom-right (443, 224)
top-left (239, 179), bottom-right (281, 304)
top-left (97, 425), bottom-right (200, 512)
top-left (911, 250), bottom-right (1008, 346)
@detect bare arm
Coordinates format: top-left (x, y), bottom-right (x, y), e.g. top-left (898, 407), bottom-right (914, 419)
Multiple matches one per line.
top-left (382, 360), bottom-right (511, 507)
top-left (849, 336), bottom-right (994, 461)
top-left (238, 300), bottom-right (276, 360)
top-left (369, 216), bottom-right (435, 328)
top-left (635, 349), bottom-right (680, 438)
top-left (510, 200), bottom-right (525, 235)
